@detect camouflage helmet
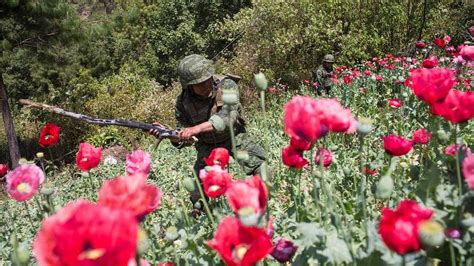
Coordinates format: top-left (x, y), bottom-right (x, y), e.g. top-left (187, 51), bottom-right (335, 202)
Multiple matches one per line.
top-left (178, 54), bottom-right (215, 88)
top-left (322, 54), bottom-right (335, 63)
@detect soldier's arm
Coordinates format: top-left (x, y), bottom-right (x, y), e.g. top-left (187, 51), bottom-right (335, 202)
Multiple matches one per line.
top-left (171, 96), bottom-right (194, 148)
top-left (209, 79), bottom-right (241, 133)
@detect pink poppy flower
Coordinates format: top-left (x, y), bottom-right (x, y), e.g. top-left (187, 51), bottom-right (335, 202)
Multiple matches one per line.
top-left (98, 174), bottom-right (161, 220)
top-left (462, 152), bottom-right (474, 190)
top-left (126, 150), bottom-right (151, 176)
top-left (226, 175), bottom-right (268, 216)
top-left (6, 164), bottom-right (45, 201)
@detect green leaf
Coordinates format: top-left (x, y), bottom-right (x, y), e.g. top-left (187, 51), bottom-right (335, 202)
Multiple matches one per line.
top-left (293, 222), bottom-right (325, 249)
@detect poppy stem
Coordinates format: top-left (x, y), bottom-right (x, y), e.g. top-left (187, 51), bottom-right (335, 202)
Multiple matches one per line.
top-left (402, 255), bottom-right (406, 266)
top-left (260, 90), bottom-right (266, 113)
top-left (192, 171), bottom-right (215, 226)
top-left (23, 202), bottom-right (35, 228)
top-left (310, 147), bottom-right (322, 224)
top-left (358, 135), bottom-right (369, 249)
top-left (453, 125), bottom-right (463, 199)
top-left (449, 240), bottom-right (456, 266)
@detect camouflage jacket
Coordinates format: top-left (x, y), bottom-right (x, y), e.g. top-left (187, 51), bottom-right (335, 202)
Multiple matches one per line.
top-left (313, 65), bottom-right (333, 89)
top-left (174, 75), bottom-right (245, 146)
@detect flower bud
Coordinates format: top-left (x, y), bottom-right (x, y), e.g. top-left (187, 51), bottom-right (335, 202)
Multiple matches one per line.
top-left (461, 216), bottom-right (474, 228)
top-left (16, 245), bottom-right (30, 264)
top-left (18, 158), bottom-right (28, 165)
top-left (376, 175), bottom-right (394, 199)
top-left (418, 220), bottom-right (445, 248)
top-left (36, 152), bottom-right (44, 158)
top-left (175, 208), bottom-right (184, 221)
top-left (165, 226), bottom-right (179, 241)
top-left (437, 129), bottom-right (450, 143)
top-left (254, 72), bottom-right (268, 91)
top-left (183, 177), bottom-right (196, 192)
top-left (270, 238), bottom-right (298, 263)
top-left (343, 167), bottom-right (351, 176)
top-left (445, 228), bottom-right (461, 239)
top-left (193, 201), bottom-right (202, 210)
top-left (40, 183), bottom-right (55, 195)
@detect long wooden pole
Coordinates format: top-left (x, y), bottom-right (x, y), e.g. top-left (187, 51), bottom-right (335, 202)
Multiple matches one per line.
top-left (19, 99), bottom-right (187, 141)
top-left (0, 75), bottom-right (20, 168)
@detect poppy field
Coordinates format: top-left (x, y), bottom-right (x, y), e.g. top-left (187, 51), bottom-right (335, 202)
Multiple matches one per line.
top-left (1, 37), bottom-right (474, 266)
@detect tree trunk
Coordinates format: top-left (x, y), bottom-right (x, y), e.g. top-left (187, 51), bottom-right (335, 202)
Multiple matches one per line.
top-left (0, 75), bottom-right (20, 168)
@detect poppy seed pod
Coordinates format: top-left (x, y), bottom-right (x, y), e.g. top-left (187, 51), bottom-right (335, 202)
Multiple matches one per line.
top-left (222, 89), bottom-right (239, 105)
top-left (254, 72), bottom-right (268, 91)
top-left (376, 175), bottom-right (394, 199)
top-left (183, 177), bottom-right (196, 192)
top-left (418, 220), bottom-right (445, 248)
top-left (165, 226), bottom-right (179, 241)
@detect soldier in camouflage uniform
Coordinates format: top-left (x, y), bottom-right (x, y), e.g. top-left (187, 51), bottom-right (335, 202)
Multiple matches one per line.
top-left (313, 54), bottom-right (335, 96)
top-left (150, 54), bottom-right (266, 204)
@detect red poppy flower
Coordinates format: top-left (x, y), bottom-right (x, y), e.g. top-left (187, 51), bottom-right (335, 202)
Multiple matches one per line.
top-left (33, 200), bottom-right (138, 266)
top-left (383, 135), bottom-right (413, 156)
top-left (98, 174), bottom-right (161, 219)
top-left (460, 45), bottom-right (474, 61)
top-left (312, 82), bottom-right (318, 89)
top-left (422, 55), bottom-right (439, 68)
top-left (412, 129), bottom-right (432, 144)
top-left (388, 98), bottom-right (402, 108)
top-left (379, 199), bottom-right (433, 255)
top-left (126, 150), bottom-right (151, 176)
top-left (351, 70), bottom-right (360, 78)
top-left (204, 147), bottom-right (230, 168)
top-left (76, 142), bottom-right (102, 172)
top-left (314, 98), bottom-right (354, 133)
top-left (199, 165), bottom-right (232, 198)
top-left (282, 146), bottom-right (308, 169)
top-left (434, 37), bottom-right (446, 47)
top-left (364, 70), bottom-right (371, 76)
top-left (284, 96), bottom-right (324, 144)
top-left (408, 68), bottom-right (455, 105)
top-left (415, 41), bottom-right (426, 48)
top-left (364, 167), bottom-right (378, 176)
top-left (303, 80), bottom-right (309, 85)
top-left (0, 163), bottom-right (8, 176)
top-left (38, 123), bottom-right (60, 148)
top-left (343, 75), bottom-right (352, 84)
top-left (314, 148), bottom-right (332, 167)
top-left (462, 152), bottom-right (474, 190)
top-left (290, 137), bottom-right (312, 151)
top-left (375, 75), bottom-right (383, 81)
top-left (6, 164), bottom-right (45, 202)
top-left (226, 175), bottom-right (268, 216)
top-left (430, 90), bottom-right (474, 123)
top-left (207, 217), bottom-right (273, 266)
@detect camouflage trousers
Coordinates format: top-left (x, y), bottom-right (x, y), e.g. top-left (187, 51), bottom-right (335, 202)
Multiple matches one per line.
top-left (190, 133), bottom-right (267, 204)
